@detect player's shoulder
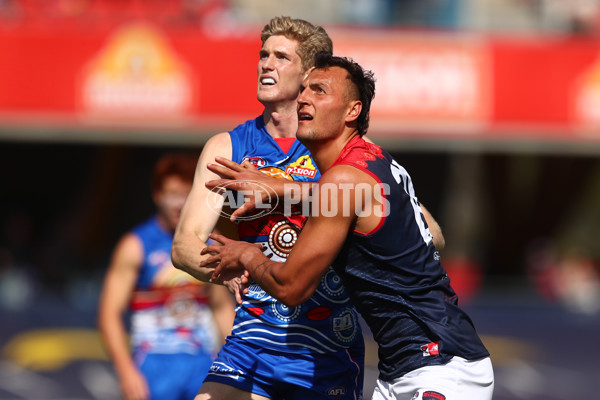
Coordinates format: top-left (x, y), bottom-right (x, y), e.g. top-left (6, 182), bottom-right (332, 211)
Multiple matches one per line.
top-left (201, 131), bottom-right (232, 159)
top-left (205, 131), bottom-right (232, 146)
top-left (321, 164), bottom-right (367, 186)
top-left (112, 231), bottom-right (144, 266)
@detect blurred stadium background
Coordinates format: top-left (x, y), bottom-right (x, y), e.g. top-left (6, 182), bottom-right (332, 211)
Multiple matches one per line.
top-left (1, 1), bottom-right (600, 399)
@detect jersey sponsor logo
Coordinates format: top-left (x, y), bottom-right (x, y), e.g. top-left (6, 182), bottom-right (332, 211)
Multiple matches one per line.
top-left (285, 155), bottom-right (317, 178)
top-left (420, 341), bottom-right (440, 357)
top-left (260, 165), bottom-right (291, 180)
top-left (423, 391), bottom-right (446, 400)
top-left (241, 156), bottom-right (267, 168)
top-left (327, 386), bottom-right (346, 398)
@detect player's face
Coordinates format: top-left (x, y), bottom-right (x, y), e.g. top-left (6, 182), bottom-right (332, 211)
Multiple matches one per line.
top-left (296, 67), bottom-right (354, 143)
top-left (257, 35), bottom-right (304, 106)
top-left (154, 175), bottom-right (192, 231)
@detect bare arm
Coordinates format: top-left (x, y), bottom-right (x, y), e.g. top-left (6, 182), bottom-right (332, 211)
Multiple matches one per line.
top-left (206, 155), bottom-right (445, 250)
top-left (98, 234), bottom-right (149, 400)
top-left (421, 204), bottom-right (445, 250)
top-left (205, 156), bottom-right (314, 221)
top-left (206, 166), bottom-right (361, 307)
top-left (171, 132), bottom-right (232, 282)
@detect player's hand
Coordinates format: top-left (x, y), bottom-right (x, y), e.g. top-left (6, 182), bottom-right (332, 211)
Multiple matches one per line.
top-left (219, 271), bottom-right (250, 304)
top-left (205, 157), bottom-right (281, 221)
top-left (201, 233), bottom-right (263, 303)
top-left (119, 365), bottom-right (150, 400)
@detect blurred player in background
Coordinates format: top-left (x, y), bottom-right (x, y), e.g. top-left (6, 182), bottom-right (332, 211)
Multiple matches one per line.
top-left (172, 16), bottom-right (366, 399)
top-left (204, 54), bottom-right (493, 400)
top-left (98, 153), bottom-right (234, 400)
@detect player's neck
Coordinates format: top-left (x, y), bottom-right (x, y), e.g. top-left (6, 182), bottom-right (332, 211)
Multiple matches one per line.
top-left (305, 131), bottom-right (359, 172)
top-left (262, 103), bottom-right (298, 139)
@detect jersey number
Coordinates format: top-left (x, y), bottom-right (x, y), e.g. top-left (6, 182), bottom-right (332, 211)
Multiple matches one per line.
top-left (390, 159), bottom-right (432, 245)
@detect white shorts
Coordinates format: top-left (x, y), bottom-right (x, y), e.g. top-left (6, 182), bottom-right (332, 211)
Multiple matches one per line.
top-left (371, 356), bottom-right (494, 400)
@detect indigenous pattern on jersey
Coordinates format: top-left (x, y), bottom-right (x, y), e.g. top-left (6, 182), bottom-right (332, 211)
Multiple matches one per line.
top-left (228, 116), bottom-right (362, 354)
top-left (331, 136), bottom-right (490, 381)
top-left (129, 217), bottom-right (220, 359)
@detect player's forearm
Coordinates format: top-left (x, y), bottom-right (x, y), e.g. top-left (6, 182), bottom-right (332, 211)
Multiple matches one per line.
top-left (240, 250), bottom-right (306, 307)
top-left (98, 313), bottom-right (137, 375)
top-left (171, 232), bottom-right (214, 282)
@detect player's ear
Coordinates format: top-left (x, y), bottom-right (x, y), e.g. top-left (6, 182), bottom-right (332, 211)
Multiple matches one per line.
top-left (303, 66), bottom-right (316, 80)
top-left (346, 100), bottom-right (362, 123)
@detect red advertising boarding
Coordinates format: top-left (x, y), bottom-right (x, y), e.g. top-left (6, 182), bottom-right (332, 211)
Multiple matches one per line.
top-left (332, 30), bottom-right (492, 135)
top-left (2, 19), bottom-right (600, 144)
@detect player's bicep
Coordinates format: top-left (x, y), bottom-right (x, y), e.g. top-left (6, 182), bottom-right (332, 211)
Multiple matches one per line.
top-left (176, 132), bottom-right (232, 243)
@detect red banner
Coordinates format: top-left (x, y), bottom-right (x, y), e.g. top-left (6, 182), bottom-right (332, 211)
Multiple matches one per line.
top-left (2, 21), bottom-right (600, 143)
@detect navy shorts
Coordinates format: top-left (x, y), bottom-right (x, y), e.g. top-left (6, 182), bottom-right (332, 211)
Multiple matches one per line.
top-left (138, 352), bottom-right (213, 400)
top-left (203, 337), bottom-right (364, 399)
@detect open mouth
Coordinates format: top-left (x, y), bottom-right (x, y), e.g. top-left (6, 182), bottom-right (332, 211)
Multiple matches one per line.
top-left (260, 77), bottom-right (276, 85)
top-left (298, 112), bottom-right (313, 121)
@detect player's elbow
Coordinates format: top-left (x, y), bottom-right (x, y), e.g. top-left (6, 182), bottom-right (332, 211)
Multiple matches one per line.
top-left (278, 294), bottom-right (304, 308)
top-left (170, 236), bottom-right (186, 271)
top-left (276, 285), bottom-right (313, 308)
top-left (170, 225), bottom-right (192, 265)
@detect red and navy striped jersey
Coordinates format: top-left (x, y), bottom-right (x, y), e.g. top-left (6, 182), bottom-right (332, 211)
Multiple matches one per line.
top-left (331, 136), bottom-right (489, 381)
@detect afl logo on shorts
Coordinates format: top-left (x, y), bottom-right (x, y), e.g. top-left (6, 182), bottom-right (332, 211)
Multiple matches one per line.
top-left (327, 386), bottom-right (346, 398)
top-left (268, 220), bottom-right (300, 258)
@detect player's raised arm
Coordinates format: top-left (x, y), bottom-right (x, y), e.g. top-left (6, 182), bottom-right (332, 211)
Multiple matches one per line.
top-left (205, 156), bottom-right (316, 221)
top-left (171, 132), bottom-right (232, 282)
top-left (206, 165), bottom-right (362, 307)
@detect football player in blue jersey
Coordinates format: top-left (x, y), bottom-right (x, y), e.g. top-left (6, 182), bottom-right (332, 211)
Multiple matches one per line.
top-left (203, 54), bottom-right (494, 400)
top-left (98, 153), bottom-right (234, 400)
top-left (173, 17), bottom-right (366, 400)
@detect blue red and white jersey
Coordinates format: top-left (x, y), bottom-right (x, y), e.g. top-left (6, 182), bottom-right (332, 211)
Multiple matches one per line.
top-left (330, 136), bottom-right (490, 381)
top-left (129, 217), bottom-right (220, 358)
top-left (228, 116), bottom-right (363, 354)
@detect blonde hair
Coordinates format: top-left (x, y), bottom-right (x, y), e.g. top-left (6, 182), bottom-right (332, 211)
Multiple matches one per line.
top-left (261, 16), bottom-right (333, 72)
